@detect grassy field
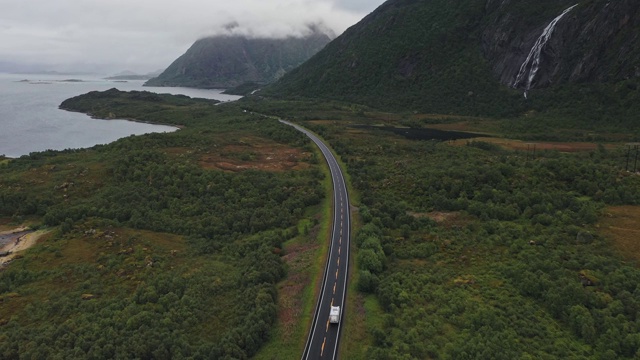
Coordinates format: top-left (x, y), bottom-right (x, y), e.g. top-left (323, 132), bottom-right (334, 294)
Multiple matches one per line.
top-left (0, 225), bottom-right (187, 320)
top-left (599, 205), bottom-right (640, 262)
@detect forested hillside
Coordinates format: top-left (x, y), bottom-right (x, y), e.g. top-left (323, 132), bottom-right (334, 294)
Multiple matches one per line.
top-left (266, 0), bottom-right (640, 120)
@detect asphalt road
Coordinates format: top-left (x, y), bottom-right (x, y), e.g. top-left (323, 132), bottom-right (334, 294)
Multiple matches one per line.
top-left (279, 120), bottom-right (351, 360)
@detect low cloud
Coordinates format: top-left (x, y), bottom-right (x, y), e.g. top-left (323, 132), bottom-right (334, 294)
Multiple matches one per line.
top-left (222, 21), bottom-right (241, 33)
top-left (0, 0), bottom-right (386, 74)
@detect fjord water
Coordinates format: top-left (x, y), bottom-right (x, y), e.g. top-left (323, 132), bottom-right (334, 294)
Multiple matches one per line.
top-left (0, 73), bottom-right (241, 158)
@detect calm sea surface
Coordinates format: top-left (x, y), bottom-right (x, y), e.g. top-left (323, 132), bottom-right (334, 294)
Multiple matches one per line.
top-left (0, 73), bottom-right (241, 158)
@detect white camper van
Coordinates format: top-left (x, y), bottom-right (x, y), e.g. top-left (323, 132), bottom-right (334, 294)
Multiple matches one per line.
top-left (329, 306), bottom-right (341, 324)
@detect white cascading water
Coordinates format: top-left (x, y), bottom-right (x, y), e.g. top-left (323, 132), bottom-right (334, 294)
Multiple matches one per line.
top-left (513, 4), bottom-right (579, 98)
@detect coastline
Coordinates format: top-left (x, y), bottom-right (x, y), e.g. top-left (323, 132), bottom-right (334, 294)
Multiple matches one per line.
top-left (58, 106), bottom-right (185, 130)
top-left (0, 228), bottom-right (48, 267)
top-left (0, 108), bottom-right (181, 160)
top-left (1, 74), bottom-right (239, 159)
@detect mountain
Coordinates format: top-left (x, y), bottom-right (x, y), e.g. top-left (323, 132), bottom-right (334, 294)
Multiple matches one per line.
top-left (0, 61), bottom-right (97, 76)
top-left (112, 70), bottom-right (138, 77)
top-left (266, 0), bottom-right (640, 118)
top-left (483, 0), bottom-right (640, 89)
top-left (144, 31), bottom-right (331, 89)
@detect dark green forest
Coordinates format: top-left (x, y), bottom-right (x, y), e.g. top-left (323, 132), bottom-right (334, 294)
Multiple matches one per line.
top-left (0, 91), bottom-right (323, 359)
top-left (240, 96), bottom-right (640, 359)
top-left (2, 89), bottom-right (640, 359)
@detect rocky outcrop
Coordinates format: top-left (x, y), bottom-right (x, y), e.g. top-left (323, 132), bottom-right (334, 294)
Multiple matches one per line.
top-left (482, 0), bottom-right (640, 90)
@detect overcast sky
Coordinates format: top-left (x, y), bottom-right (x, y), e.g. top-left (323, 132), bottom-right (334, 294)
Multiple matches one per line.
top-left (0, 0), bottom-right (386, 75)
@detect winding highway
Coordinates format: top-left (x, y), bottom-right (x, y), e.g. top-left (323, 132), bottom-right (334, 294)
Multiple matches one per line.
top-left (279, 120), bottom-right (351, 360)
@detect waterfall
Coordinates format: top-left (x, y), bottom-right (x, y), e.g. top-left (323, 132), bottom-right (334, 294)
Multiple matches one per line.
top-left (513, 4), bottom-right (578, 97)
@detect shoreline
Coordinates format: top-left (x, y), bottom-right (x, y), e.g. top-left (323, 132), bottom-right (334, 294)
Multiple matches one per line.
top-left (0, 228), bottom-right (49, 267)
top-left (0, 109), bottom-right (182, 160)
top-left (1, 76), bottom-right (236, 159)
top-left (59, 106), bottom-right (185, 130)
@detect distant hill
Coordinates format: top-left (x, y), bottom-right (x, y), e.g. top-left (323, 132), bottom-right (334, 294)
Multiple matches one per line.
top-left (266, 0), bottom-right (640, 119)
top-left (144, 31), bottom-right (331, 89)
top-left (105, 70), bottom-right (163, 81)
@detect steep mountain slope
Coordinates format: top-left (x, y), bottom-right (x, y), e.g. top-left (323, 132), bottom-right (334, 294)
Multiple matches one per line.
top-left (266, 0), bottom-right (640, 118)
top-left (145, 32), bottom-right (331, 89)
top-left (483, 0), bottom-right (640, 89)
